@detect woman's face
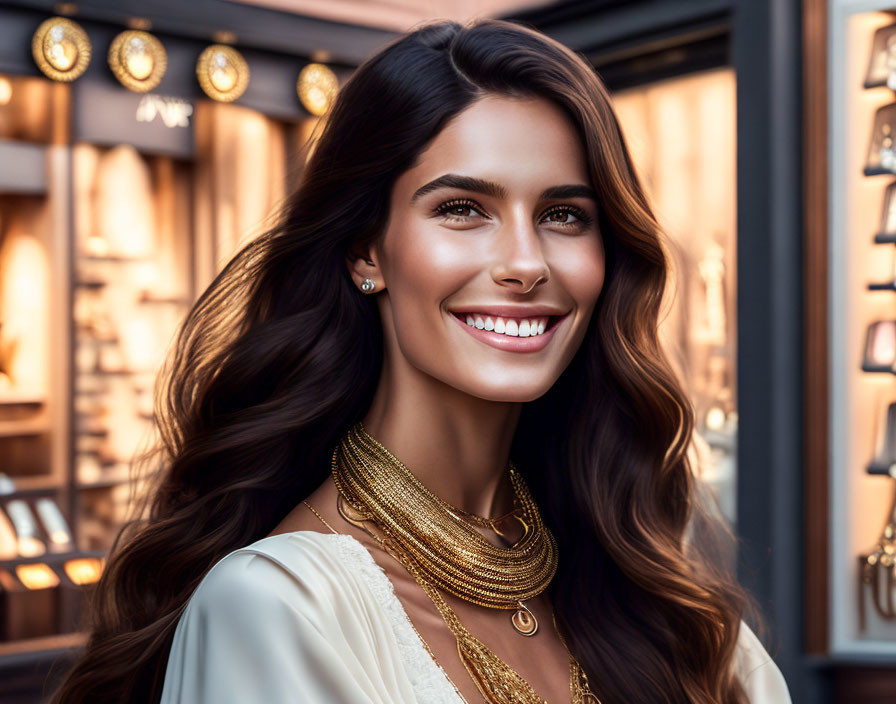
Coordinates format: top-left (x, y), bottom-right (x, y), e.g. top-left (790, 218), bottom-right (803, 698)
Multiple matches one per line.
top-left (358, 94), bottom-right (605, 402)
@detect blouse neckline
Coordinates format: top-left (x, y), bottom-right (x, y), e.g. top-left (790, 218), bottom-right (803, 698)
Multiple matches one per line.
top-left (262, 530), bottom-right (469, 703)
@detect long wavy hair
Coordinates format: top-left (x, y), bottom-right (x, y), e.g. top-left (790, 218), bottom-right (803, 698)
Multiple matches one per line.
top-left (49, 17), bottom-right (754, 704)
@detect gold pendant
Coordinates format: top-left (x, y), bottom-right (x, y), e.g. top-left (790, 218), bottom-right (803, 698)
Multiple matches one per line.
top-left (511, 601), bottom-right (538, 636)
top-left (337, 494), bottom-right (370, 528)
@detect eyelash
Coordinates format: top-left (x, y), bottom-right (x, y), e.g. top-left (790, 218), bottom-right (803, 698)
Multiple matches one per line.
top-left (433, 198), bottom-right (595, 229)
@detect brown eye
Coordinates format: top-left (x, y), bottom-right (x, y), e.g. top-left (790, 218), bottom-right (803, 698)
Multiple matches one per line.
top-left (434, 199), bottom-right (486, 221)
top-left (542, 205), bottom-right (593, 229)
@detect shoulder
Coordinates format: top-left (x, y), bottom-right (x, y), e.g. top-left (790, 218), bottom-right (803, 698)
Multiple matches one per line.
top-left (160, 532), bottom-right (416, 703)
top-left (187, 531), bottom-right (361, 619)
top-left (732, 620), bottom-right (793, 703)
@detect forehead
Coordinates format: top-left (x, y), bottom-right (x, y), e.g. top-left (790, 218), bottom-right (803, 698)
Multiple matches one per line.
top-left (397, 94), bottom-right (591, 196)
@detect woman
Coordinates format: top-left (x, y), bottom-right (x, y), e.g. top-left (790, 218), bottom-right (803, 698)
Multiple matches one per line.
top-left (49, 18), bottom-right (792, 704)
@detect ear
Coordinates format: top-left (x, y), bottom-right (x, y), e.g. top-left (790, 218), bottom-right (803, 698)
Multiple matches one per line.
top-left (345, 241), bottom-right (384, 293)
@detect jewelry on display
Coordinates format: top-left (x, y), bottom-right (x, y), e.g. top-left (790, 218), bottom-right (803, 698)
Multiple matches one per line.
top-left (360, 278), bottom-right (376, 293)
top-left (331, 422), bottom-right (601, 703)
top-left (860, 485), bottom-right (896, 625)
top-left (881, 123), bottom-right (896, 172)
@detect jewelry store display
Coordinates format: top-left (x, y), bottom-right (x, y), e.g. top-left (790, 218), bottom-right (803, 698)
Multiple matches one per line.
top-left (862, 320), bottom-right (896, 372)
top-left (867, 104), bottom-right (896, 175)
top-left (4, 500), bottom-right (46, 557)
top-left (865, 23), bottom-right (896, 89)
top-left (331, 422), bottom-right (600, 703)
top-left (857, 16), bottom-right (896, 635)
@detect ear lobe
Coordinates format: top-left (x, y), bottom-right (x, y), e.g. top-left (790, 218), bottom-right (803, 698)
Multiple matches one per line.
top-left (345, 246), bottom-right (381, 291)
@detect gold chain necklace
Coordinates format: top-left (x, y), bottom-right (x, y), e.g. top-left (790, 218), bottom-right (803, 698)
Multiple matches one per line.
top-left (331, 422), bottom-right (602, 703)
top-left (333, 422), bottom-right (557, 631)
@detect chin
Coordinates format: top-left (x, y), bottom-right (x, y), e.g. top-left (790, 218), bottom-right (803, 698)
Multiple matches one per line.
top-left (455, 377), bottom-right (556, 403)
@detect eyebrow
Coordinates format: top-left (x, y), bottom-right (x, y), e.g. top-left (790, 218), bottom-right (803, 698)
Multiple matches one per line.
top-left (410, 173), bottom-right (599, 204)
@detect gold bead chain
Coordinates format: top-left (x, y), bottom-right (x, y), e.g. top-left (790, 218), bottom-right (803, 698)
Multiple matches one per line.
top-left (331, 422), bottom-right (602, 704)
top-left (332, 422), bottom-right (558, 608)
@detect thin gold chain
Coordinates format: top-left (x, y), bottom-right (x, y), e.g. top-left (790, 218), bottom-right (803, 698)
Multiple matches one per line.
top-left (302, 500), bottom-right (338, 534)
top-left (303, 500), bottom-right (473, 703)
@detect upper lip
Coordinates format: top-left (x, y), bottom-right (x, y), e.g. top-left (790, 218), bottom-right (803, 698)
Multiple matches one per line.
top-left (447, 304), bottom-right (570, 318)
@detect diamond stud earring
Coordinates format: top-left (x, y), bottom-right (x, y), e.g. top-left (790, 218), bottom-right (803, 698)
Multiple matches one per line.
top-left (360, 278), bottom-right (376, 293)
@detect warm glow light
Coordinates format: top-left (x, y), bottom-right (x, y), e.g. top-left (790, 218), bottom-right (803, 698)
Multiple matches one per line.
top-left (297, 63), bottom-right (338, 116)
top-left (84, 235), bottom-right (109, 257)
top-left (31, 17), bottom-right (91, 82)
top-left (64, 557), bottom-right (103, 585)
top-left (705, 406), bottom-right (726, 431)
top-left (869, 321), bottom-right (896, 366)
top-left (0, 233), bottom-right (50, 393)
top-left (0, 76), bottom-right (12, 105)
top-left (196, 45), bottom-right (249, 102)
top-left (108, 30), bottom-right (167, 93)
top-left (16, 563), bottom-right (59, 590)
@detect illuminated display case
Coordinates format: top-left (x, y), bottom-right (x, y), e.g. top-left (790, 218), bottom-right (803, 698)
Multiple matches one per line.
top-left (613, 68), bottom-right (738, 536)
top-left (0, 74), bottom-right (93, 653)
top-left (0, 14), bottom-right (330, 690)
top-left (829, 0), bottom-right (896, 656)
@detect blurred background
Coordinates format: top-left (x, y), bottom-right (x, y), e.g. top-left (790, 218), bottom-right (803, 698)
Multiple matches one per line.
top-left (0, 0), bottom-right (888, 701)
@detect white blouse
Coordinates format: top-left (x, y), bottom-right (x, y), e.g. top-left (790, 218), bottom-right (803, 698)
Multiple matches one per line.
top-left (159, 531), bottom-right (793, 703)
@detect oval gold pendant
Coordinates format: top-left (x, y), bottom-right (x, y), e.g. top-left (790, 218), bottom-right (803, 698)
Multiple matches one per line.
top-left (511, 602), bottom-right (538, 636)
top-left (337, 495), bottom-right (370, 528)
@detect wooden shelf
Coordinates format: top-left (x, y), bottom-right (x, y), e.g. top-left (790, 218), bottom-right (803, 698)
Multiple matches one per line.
top-left (80, 252), bottom-right (148, 262)
top-left (0, 394), bottom-right (45, 406)
top-left (76, 477), bottom-right (129, 490)
top-left (137, 292), bottom-right (190, 305)
top-left (0, 631), bottom-right (87, 658)
top-left (73, 278), bottom-right (107, 289)
top-left (0, 475), bottom-right (62, 497)
top-left (0, 418), bottom-right (50, 438)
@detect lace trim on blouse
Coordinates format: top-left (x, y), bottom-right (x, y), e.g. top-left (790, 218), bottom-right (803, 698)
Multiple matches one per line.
top-left (329, 533), bottom-right (466, 704)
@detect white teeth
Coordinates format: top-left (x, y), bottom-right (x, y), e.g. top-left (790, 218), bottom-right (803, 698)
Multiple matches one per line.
top-left (460, 313), bottom-right (551, 338)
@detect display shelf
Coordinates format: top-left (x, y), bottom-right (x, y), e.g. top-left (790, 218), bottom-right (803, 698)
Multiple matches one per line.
top-left (0, 72), bottom-right (82, 653)
top-left (829, 0), bottom-right (896, 656)
top-left (0, 394), bottom-right (45, 406)
top-left (0, 631), bottom-right (87, 659)
top-left (0, 475), bottom-right (63, 498)
top-left (0, 418), bottom-right (50, 438)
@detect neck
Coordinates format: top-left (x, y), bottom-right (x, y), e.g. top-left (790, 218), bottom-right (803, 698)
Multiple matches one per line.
top-left (361, 363), bottom-right (521, 520)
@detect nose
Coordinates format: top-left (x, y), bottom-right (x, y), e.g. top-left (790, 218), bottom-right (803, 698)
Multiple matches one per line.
top-left (490, 218), bottom-right (550, 295)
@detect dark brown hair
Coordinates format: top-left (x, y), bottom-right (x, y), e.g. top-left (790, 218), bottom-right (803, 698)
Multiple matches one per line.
top-left (49, 18), bottom-right (753, 704)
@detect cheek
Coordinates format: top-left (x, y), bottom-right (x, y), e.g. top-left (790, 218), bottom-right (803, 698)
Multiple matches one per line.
top-left (381, 225), bottom-right (474, 332)
top-left (552, 235), bottom-right (606, 309)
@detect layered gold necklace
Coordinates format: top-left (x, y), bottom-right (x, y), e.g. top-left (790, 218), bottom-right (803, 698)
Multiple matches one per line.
top-left (331, 421), bottom-right (601, 704)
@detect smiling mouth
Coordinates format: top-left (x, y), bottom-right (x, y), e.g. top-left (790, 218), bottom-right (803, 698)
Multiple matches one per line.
top-left (449, 311), bottom-right (567, 337)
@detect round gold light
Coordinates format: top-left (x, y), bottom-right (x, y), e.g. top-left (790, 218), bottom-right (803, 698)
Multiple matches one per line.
top-left (31, 17), bottom-right (91, 82)
top-left (108, 30), bottom-right (167, 93)
top-left (196, 45), bottom-right (249, 102)
top-left (297, 62), bottom-right (338, 116)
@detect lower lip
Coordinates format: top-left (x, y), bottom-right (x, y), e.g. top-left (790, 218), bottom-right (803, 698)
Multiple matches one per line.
top-left (449, 312), bottom-right (567, 353)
